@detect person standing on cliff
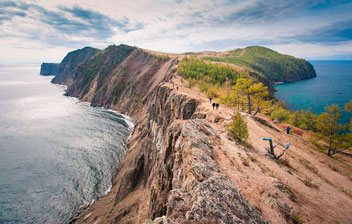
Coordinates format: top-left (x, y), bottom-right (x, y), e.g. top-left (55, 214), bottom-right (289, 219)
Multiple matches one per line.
top-left (216, 103), bottom-right (219, 110)
top-left (209, 97), bottom-right (212, 104)
top-left (286, 126), bottom-right (292, 134)
top-left (212, 103), bottom-right (215, 110)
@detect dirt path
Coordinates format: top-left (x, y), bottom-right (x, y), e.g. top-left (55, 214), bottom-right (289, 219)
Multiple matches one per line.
top-left (167, 75), bottom-right (352, 224)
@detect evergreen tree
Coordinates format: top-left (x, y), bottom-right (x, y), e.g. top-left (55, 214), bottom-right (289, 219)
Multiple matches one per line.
top-left (316, 105), bottom-right (346, 156)
top-left (235, 78), bottom-right (268, 114)
top-left (227, 112), bottom-right (248, 142)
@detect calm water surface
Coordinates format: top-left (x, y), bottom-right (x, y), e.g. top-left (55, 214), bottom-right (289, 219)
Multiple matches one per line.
top-left (275, 60), bottom-right (352, 124)
top-left (0, 65), bottom-right (133, 224)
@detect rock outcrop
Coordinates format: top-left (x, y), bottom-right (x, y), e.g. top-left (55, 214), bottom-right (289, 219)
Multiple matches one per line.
top-left (40, 46), bottom-right (100, 84)
top-left (52, 44), bottom-right (267, 223)
top-left (40, 63), bottom-right (59, 76)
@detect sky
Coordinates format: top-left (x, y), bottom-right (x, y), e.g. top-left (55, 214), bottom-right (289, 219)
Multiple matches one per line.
top-left (1, 0), bottom-right (352, 64)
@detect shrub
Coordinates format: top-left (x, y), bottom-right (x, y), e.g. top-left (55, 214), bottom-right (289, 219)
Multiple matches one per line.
top-left (227, 112), bottom-right (248, 142)
top-left (270, 108), bottom-right (291, 122)
top-left (206, 87), bottom-right (219, 98)
top-left (187, 78), bottom-right (196, 88)
top-left (199, 80), bottom-right (210, 92)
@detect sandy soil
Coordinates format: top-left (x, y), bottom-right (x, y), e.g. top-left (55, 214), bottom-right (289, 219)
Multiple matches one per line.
top-left (168, 75), bottom-right (352, 224)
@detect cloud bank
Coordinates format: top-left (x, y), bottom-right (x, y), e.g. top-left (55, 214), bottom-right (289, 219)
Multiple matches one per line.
top-left (1, 0), bottom-right (352, 63)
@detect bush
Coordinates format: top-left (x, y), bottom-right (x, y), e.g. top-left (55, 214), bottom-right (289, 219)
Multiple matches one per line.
top-left (270, 108), bottom-right (291, 122)
top-left (186, 78), bottom-right (196, 88)
top-left (199, 80), bottom-right (211, 92)
top-left (227, 112), bottom-right (248, 142)
top-left (206, 87), bottom-right (219, 98)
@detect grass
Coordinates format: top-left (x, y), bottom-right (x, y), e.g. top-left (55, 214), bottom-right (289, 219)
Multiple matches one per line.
top-left (328, 164), bottom-right (340, 173)
top-left (299, 158), bottom-right (319, 175)
top-left (300, 176), bottom-right (319, 189)
top-left (291, 211), bottom-right (305, 224)
top-left (340, 187), bottom-right (352, 199)
top-left (237, 152), bottom-right (250, 167)
top-left (277, 202), bottom-right (305, 224)
top-left (277, 157), bottom-right (292, 168)
top-left (275, 181), bottom-right (297, 202)
top-left (310, 140), bottom-right (326, 154)
top-left (242, 158), bottom-right (250, 167)
top-left (186, 78), bottom-right (196, 88)
top-left (248, 154), bottom-right (257, 162)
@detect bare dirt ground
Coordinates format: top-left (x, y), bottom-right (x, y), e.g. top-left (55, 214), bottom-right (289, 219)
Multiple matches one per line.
top-left (168, 74), bottom-right (352, 224)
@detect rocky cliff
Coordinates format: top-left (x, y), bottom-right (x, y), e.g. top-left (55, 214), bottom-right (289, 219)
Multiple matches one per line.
top-left (39, 47), bottom-right (100, 84)
top-left (40, 63), bottom-right (60, 76)
top-left (52, 44), bottom-right (267, 223)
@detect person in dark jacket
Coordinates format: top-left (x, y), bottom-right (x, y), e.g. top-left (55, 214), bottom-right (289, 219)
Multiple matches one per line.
top-left (212, 103), bottom-right (215, 110)
top-left (286, 126), bottom-right (292, 134)
top-left (216, 103), bottom-right (219, 110)
top-left (209, 97), bottom-right (212, 104)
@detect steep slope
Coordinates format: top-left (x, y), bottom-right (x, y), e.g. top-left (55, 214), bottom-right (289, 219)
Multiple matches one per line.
top-left (204, 46), bottom-right (317, 83)
top-left (55, 44), bottom-right (267, 223)
top-left (51, 46), bottom-right (100, 84)
top-left (40, 63), bottom-right (59, 76)
top-left (45, 45), bottom-right (352, 224)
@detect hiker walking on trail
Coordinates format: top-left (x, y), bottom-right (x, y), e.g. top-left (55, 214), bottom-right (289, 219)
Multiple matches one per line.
top-left (216, 103), bottom-right (219, 110)
top-left (212, 103), bottom-right (215, 110)
top-left (209, 97), bottom-right (212, 104)
top-left (286, 126), bottom-right (292, 134)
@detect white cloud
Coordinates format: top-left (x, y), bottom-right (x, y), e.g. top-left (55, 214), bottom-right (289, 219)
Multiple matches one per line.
top-left (0, 0), bottom-right (352, 64)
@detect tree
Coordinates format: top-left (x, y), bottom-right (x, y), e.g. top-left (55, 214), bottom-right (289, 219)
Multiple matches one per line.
top-left (316, 105), bottom-right (346, 156)
top-left (301, 109), bottom-right (317, 131)
top-left (252, 86), bottom-right (269, 116)
top-left (270, 108), bottom-right (291, 122)
top-left (235, 78), bottom-right (268, 114)
top-left (290, 110), bottom-right (303, 127)
top-left (227, 112), bottom-right (248, 142)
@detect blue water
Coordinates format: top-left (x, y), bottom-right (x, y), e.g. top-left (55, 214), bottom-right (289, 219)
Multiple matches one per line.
top-left (0, 65), bottom-right (133, 224)
top-left (275, 60), bottom-right (352, 125)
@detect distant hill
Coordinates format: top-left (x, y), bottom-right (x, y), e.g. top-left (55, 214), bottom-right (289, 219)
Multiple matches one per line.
top-left (49, 47), bottom-right (100, 84)
top-left (203, 46), bottom-right (317, 83)
top-left (40, 63), bottom-right (59, 76)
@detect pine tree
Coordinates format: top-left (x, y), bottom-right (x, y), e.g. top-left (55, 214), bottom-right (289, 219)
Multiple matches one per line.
top-left (345, 100), bottom-right (352, 132)
top-left (316, 105), bottom-right (346, 156)
top-left (227, 112), bottom-right (248, 142)
top-left (235, 78), bottom-right (268, 114)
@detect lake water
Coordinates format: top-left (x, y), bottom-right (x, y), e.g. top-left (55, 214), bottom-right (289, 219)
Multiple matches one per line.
top-left (275, 60), bottom-right (352, 124)
top-left (0, 65), bottom-right (133, 224)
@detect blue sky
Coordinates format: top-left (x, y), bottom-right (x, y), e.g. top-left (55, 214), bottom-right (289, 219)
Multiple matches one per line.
top-left (1, 0), bottom-right (352, 64)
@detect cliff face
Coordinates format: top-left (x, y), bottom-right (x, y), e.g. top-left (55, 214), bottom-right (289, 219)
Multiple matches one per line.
top-left (55, 45), bottom-right (266, 223)
top-left (40, 63), bottom-right (60, 76)
top-left (48, 47), bottom-right (100, 84)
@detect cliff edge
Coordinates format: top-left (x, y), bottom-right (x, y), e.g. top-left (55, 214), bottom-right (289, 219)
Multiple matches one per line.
top-left (52, 45), bottom-right (266, 223)
top-left (46, 44), bottom-right (352, 224)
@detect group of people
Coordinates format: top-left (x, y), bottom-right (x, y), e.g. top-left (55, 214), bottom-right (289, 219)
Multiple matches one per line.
top-left (209, 97), bottom-right (219, 110)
